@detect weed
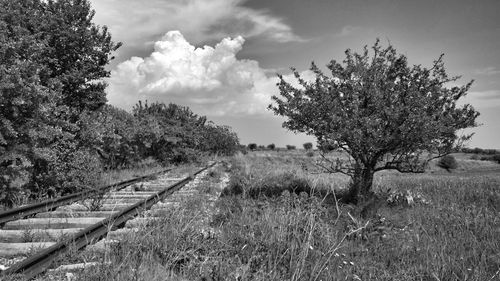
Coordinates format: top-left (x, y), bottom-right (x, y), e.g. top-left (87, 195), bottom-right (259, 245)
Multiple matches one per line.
top-left (28, 153), bottom-right (500, 280)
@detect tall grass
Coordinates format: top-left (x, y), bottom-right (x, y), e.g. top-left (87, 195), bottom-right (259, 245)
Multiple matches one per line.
top-left (22, 153), bottom-right (500, 280)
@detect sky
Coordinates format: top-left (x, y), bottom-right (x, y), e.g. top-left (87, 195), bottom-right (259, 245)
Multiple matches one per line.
top-left (90, 0), bottom-right (500, 149)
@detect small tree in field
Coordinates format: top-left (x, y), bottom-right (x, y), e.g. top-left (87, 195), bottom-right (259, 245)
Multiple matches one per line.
top-left (267, 143), bottom-right (276, 150)
top-left (248, 143), bottom-right (257, 151)
top-left (269, 40), bottom-right (479, 203)
top-left (303, 142), bottom-right (313, 150)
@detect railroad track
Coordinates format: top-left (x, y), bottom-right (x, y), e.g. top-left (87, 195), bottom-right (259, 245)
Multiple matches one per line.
top-left (0, 162), bottom-right (216, 279)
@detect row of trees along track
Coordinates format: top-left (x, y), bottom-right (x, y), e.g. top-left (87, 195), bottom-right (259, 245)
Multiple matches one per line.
top-left (0, 163), bottom-right (215, 279)
top-left (0, 0), bottom-right (239, 208)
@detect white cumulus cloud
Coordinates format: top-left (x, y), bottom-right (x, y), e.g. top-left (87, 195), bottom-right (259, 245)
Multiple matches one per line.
top-left (108, 31), bottom-right (277, 116)
top-left (107, 31), bottom-right (313, 116)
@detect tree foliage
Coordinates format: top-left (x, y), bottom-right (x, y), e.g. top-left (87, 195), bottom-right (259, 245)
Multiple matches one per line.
top-left (247, 143), bottom-right (257, 151)
top-left (201, 122), bottom-right (240, 156)
top-left (133, 101), bottom-right (204, 164)
top-left (269, 40), bottom-right (479, 203)
top-left (0, 0), bottom-right (239, 208)
top-left (39, 0), bottom-right (121, 111)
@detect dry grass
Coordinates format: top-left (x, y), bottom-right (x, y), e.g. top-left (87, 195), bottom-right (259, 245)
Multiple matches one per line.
top-left (12, 152), bottom-right (499, 280)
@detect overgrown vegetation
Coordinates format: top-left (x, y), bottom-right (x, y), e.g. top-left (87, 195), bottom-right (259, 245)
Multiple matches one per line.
top-left (1, 1), bottom-right (497, 279)
top-left (463, 147), bottom-right (500, 164)
top-left (55, 153), bottom-right (500, 280)
top-left (0, 0), bottom-right (239, 208)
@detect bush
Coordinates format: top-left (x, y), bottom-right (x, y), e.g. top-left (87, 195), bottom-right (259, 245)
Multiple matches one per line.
top-left (267, 143), bottom-right (275, 150)
top-left (479, 154), bottom-right (500, 164)
top-left (493, 154), bottom-right (500, 164)
top-left (303, 142), bottom-right (313, 150)
top-left (317, 142), bottom-right (336, 153)
top-left (169, 148), bottom-right (200, 165)
top-left (0, 155), bottom-right (31, 208)
top-left (32, 145), bottom-right (102, 197)
top-left (437, 155), bottom-right (458, 171)
top-left (470, 154), bottom-right (480, 160)
top-left (286, 145), bottom-right (296, 150)
top-left (306, 151), bottom-right (314, 157)
top-left (248, 143), bottom-right (257, 150)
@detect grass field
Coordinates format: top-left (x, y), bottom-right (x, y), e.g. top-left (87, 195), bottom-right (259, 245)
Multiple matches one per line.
top-left (37, 152), bottom-right (500, 280)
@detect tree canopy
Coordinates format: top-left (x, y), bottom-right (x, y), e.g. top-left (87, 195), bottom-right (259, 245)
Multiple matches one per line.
top-left (269, 40), bottom-right (479, 203)
top-left (0, 0), bottom-right (121, 205)
top-left (1, 0), bottom-right (240, 208)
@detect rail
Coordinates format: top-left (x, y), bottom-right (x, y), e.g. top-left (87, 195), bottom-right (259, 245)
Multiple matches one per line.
top-left (1, 162), bottom-right (215, 279)
top-left (0, 168), bottom-right (171, 226)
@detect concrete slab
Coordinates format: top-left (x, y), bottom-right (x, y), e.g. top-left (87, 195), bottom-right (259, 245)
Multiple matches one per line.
top-left (0, 242), bottom-right (55, 257)
top-left (2, 217), bottom-right (105, 230)
top-left (0, 228), bottom-right (82, 243)
top-left (57, 204), bottom-right (130, 212)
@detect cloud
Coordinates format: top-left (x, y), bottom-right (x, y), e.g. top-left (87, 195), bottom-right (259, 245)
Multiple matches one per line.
top-left (108, 31), bottom-right (259, 115)
top-left (91, 0), bottom-right (303, 48)
top-left (473, 67), bottom-right (500, 76)
top-left (107, 31), bottom-right (312, 117)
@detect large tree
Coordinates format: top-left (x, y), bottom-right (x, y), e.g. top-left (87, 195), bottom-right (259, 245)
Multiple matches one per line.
top-left (269, 40), bottom-right (479, 203)
top-left (40, 0), bottom-right (121, 111)
top-left (0, 0), bottom-right (120, 204)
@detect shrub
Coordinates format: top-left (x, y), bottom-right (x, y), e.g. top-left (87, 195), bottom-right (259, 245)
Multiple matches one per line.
top-left (303, 142), bottom-right (313, 150)
top-left (0, 155), bottom-right (31, 208)
top-left (286, 145), bottom-right (296, 150)
top-left (247, 143), bottom-right (257, 151)
top-left (493, 154), bottom-right (500, 164)
top-left (470, 154), bottom-right (480, 160)
top-left (168, 148), bottom-right (200, 165)
top-left (437, 155), bottom-right (458, 171)
top-left (306, 151), bottom-right (314, 157)
top-left (267, 143), bottom-right (275, 150)
top-left (317, 142), bottom-right (336, 153)
top-left (32, 146), bottom-right (102, 197)
top-left (479, 154), bottom-right (500, 164)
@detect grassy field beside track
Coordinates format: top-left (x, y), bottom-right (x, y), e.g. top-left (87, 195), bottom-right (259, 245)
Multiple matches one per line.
top-left (43, 152), bottom-right (499, 280)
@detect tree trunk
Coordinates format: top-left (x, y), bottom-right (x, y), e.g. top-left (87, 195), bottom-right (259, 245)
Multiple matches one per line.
top-left (344, 163), bottom-right (375, 204)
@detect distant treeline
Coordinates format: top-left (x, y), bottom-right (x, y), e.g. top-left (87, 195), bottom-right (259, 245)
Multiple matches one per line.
top-left (461, 147), bottom-right (500, 164)
top-left (244, 142), bottom-right (316, 152)
top-left (461, 147), bottom-right (499, 155)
